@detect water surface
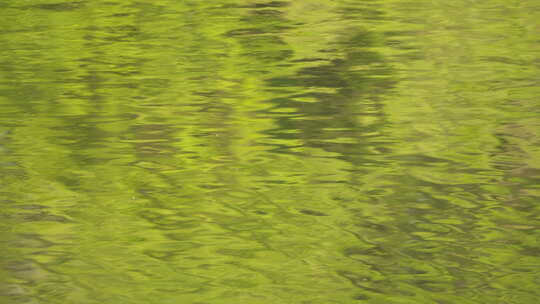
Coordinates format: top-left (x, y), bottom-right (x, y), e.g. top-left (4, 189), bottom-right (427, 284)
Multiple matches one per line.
top-left (1, 0), bottom-right (539, 303)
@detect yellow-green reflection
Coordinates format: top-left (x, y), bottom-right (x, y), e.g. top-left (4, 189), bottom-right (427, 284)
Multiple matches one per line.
top-left (0, 0), bottom-right (539, 303)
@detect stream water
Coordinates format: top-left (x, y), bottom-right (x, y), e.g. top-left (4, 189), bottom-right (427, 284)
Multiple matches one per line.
top-left (1, 1), bottom-right (539, 303)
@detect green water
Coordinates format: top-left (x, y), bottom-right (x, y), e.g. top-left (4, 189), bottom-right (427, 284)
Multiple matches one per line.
top-left (1, 0), bottom-right (539, 303)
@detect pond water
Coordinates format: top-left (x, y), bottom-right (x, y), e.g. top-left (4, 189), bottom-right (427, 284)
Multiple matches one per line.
top-left (1, 1), bottom-right (539, 303)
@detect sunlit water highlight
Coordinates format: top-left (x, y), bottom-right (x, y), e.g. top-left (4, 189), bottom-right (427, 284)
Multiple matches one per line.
top-left (1, 1), bottom-right (539, 303)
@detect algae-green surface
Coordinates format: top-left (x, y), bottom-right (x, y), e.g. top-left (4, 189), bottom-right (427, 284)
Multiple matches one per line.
top-left (0, 0), bottom-right (539, 303)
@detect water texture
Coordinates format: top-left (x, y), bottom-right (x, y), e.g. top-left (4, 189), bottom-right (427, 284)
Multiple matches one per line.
top-left (0, 0), bottom-right (539, 303)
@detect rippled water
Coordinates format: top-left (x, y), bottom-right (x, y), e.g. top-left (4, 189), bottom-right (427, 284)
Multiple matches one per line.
top-left (1, 1), bottom-right (539, 303)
